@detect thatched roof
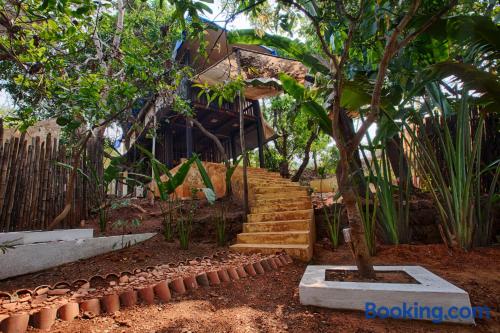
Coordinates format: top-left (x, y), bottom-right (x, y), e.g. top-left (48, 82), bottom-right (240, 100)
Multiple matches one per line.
top-left (194, 47), bottom-right (308, 100)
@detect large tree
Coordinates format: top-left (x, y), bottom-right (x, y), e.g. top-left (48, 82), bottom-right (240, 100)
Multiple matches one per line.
top-left (228, 0), bottom-right (460, 277)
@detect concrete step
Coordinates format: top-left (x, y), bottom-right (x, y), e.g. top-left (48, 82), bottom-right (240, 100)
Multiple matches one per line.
top-left (250, 182), bottom-right (299, 188)
top-left (230, 243), bottom-right (312, 261)
top-left (250, 201), bottom-right (312, 213)
top-left (252, 196), bottom-right (311, 207)
top-left (243, 220), bottom-right (311, 233)
top-left (253, 186), bottom-right (309, 195)
top-left (241, 176), bottom-right (286, 180)
top-left (248, 209), bottom-right (314, 223)
top-left (237, 231), bottom-right (310, 245)
top-left (254, 192), bottom-right (311, 201)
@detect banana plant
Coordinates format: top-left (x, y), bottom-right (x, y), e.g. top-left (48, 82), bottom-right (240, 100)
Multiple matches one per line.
top-left (137, 145), bottom-right (215, 242)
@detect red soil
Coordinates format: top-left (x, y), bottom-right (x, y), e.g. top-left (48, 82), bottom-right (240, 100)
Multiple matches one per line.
top-left (30, 243), bottom-right (500, 333)
top-left (1, 200), bottom-right (499, 332)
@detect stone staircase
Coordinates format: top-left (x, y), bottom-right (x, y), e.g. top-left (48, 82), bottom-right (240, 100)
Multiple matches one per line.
top-left (230, 168), bottom-right (314, 261)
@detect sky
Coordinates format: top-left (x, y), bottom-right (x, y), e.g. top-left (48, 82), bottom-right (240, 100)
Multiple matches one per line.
top-left (203, 0), bottom-right (254, 30)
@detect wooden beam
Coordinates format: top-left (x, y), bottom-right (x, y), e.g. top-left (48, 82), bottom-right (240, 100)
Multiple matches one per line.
top-left (252, 100), bottom-right (265, 168)
top-left (186, 118), bottom-right (193, 158)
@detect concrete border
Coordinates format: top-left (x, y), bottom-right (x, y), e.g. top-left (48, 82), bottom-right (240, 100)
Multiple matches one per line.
top-left (0, 229), bottom-right (93, 245)
top-left (0, 233), bottom-right (155, 280)
top-left (299, 265), bottom-right (474, 324)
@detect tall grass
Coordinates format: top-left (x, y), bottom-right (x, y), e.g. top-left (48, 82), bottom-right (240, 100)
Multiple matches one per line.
top-left (360, 134), bottom-right (411, 245)
top-left (356, 184), bottom-right (377, 255)
top-left (318, 168), bottom-right (341, 249)
top-left (403, 85), bottom-right (498, 249)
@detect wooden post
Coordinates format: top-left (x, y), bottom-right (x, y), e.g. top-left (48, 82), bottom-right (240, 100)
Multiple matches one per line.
top-left (186, 118), bottom-right (193, 158)
top-left (235, 48), bottom-right (249, 216)
top-left (165, 122), bottom-right (174, 168)
top-left (252, 100), bottom-right (265, 168)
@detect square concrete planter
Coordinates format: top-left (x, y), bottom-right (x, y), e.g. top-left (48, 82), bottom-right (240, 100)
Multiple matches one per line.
top-left (299, 265), bottom-right (475, 324)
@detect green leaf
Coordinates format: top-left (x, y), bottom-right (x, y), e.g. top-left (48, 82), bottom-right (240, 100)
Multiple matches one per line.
top-left (301, 101), bottom-right (332, 136)
top-left (279, 73), bottom-right (305, 101)
top-left (194, 154), bottom-right (214, 190)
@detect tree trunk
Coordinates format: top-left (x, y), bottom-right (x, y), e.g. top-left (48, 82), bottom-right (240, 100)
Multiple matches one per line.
top-left (291, 129), bottom-right (317, 182)
top-left (386, 135), bottom-right (413, 189)
top-left (190, 117), bottom-right (232, 195)
top-left (339, 109), bottom-right (367, 195)
top-left (336, 157), bottom-right (376, 278)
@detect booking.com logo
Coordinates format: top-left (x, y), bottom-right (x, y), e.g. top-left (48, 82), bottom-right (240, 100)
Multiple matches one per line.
top-left (365, 302), bottom-right (491, 323)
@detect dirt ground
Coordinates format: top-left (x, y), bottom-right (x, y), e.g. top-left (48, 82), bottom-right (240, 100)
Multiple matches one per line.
top-left (5, 242), bottom-right (496, 333)
top-left (1, 200), bottom-right (499, 332)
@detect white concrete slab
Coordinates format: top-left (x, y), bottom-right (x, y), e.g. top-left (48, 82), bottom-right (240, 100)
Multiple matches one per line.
top-left (299, 265), bottom-right (476, 324)
top-left (0, 229), bottom-right (93, 245)
top-left (0, 233), bottom-right (155, 280)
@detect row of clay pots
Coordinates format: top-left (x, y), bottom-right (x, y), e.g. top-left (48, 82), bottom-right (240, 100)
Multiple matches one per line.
top-left (0, 252), bottom-right (292, 333)
top-left (0, 250), bottom-right (234, 302)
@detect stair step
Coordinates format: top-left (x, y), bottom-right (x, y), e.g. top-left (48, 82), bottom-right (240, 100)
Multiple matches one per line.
top-left (253, 186), bottom-right (309, 195)
top-left (243, 220), bottom-right (311, 232)
top-left (248, 209), bottom-right (313, 223)
top-left (254, 192), bottom-right (311, 200)
top-left (252, 196), bottom-right (311, 206)
top-left (237, 231), bottom-right (310, 245)
top-left (250, 201), bottom-right (312, 213)
top-left (229, 243), bottom-right (312, 261)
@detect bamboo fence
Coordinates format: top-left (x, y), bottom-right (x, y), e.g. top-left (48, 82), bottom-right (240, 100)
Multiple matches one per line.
top-left (0, 119), bottom-right (91, 232)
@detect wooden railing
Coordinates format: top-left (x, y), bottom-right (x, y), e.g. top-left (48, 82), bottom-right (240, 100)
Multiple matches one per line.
top-left (189, 87), bottom-right (256, 118)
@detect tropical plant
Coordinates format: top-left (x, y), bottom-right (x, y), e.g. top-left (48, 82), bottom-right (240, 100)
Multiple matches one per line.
top-left (138, 145), bottom-right (215, 246)
top-left (402, 85), bottom-right (499, 249)
top-left (360, 132), bottom-right (411, 245)
top-left (317, 166), bottom-right (341, 249)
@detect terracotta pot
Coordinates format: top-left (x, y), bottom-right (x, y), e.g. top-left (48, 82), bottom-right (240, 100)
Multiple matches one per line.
top-left (217, 269), bottom-right (231, 283)
top-left (278, 255), bottom-right (288, 266)
top-left (0, 312), bottom-right (29, 333)
top-left (72, 279), bottom-right (90, 290)
top-left (31, 305), bottom-right (58, 330)
top-left (195, 272), bottom-right (210, 287)
top-left (268, 258), bottom-right (278, 270)
top-left (34, 285), bottom-right (51, 296)
top-left (227, 267), bottom-right (239, 280)
top-left (273, 257), bottom-right (283, 267)
top-left (58, 302), bottom-right (79, 321)
top-left (119, 290), bottom-right (137, 307)
top-left (284, 253), bottom-right (293, 264)
top-left (138, 286), bottom-right (155, 304)
top-left (260, 259), bottom-right (272, 272)
top-left (252, 261), bottom-right (265, 275)
top-left (52, 281), bottom-right (71, 290)
top-left (0, 314), bottom-right (8, 327)
top-left (0, 291), bottom-right (12, 302)
top-left (153, 281), bottom-right (171, 302)
top-left (183, 276), bottom-right (198, 290)
top-left (243, 263), bottom-right (257, 276)
top-left (169, 277), bottom-right (186, 294)
top-left (80, 298), bottom-right (101, 315)
top-left (206, 271), bottom-right (221, 285)
top-left (236, 266), bottom-right (248, 278)
top-left (101, 293), bottom-right (120, 313)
